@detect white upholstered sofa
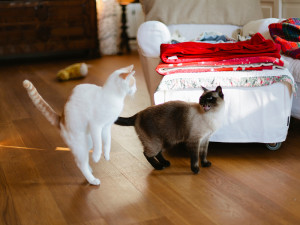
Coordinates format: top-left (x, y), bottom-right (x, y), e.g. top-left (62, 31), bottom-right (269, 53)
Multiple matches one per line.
top-left (137, 0), bottom-right (296, 150)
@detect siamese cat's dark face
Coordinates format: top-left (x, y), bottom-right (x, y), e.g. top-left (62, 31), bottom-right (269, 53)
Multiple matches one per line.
top-left (199, 86), bottom-right (224, 111)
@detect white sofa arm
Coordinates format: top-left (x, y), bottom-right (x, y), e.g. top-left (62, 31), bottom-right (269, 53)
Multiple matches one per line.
top-left (137, 21), bottom-right (171, 58)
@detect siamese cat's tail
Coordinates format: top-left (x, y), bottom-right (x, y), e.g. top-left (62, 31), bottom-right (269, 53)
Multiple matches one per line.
top-left (23, 80), bottom-right (61, 128)
top-left (114, 115), bottom-right (137, 126)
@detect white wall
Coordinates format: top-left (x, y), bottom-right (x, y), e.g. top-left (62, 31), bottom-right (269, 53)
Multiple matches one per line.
top-left (282, 0), bottom-right (300, 18)
top-left (126, 3), bottom-right (144, 50)
top-left (261, 0), bottom-right (300, 18)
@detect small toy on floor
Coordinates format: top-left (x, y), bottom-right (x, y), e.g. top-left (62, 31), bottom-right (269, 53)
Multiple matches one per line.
top-left (57, 63), bottom-right (88, 81)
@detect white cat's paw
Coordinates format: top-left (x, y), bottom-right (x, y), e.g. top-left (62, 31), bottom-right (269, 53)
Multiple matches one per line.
top-left (92, 152), bottom-right (101, 163)
top-left (89, 178), bottom-right (101, 186)
top-left (104, 152), bottom-right (110, 161)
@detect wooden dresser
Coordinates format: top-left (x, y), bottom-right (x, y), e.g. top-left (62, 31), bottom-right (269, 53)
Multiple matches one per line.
top-left (0, 0), bottom-right (99, 59)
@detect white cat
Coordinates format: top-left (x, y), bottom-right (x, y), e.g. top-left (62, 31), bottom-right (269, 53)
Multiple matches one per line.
top-left (23, 65), bottom-right (137, 185)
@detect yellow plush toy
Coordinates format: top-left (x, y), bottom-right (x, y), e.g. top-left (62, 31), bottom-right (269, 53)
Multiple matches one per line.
top-left (57, 63), bottom-right (88, 81)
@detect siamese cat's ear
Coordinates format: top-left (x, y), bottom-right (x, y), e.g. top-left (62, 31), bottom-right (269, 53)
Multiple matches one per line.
top-left (201, 86), bottom-right (209, 92)
top-left (216, 86), bottom-right (224, 98)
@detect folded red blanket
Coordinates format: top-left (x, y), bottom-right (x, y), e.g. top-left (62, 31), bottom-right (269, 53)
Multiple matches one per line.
top-left (269, 18), bottom-right (300, 59)
top-left (160, 33), bottom-right (281, 63)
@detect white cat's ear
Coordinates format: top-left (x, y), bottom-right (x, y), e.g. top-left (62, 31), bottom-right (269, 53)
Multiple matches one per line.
top-left (124, 65), bottom-right (134, 72)
top-left (119, 65), bottom-right (134, 79)
top-left (119, 70), bottom-right (135, 80)
top-left (120, 72), bottom-right (129, 80)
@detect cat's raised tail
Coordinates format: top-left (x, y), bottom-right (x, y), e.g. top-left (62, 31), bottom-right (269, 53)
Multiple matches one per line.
top-left (114, 114), bottom-right (137, 126)
top-left (23, 80), bottom-right (60, 128)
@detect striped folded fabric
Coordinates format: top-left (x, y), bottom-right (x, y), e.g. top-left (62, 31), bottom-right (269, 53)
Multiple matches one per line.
top-left (269, 18), bottom-right (300, 59)
top-left (156, 56), bottom-right (285, 75)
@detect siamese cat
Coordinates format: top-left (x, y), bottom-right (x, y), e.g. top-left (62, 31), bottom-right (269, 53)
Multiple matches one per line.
top-left (115, 86), bottom-right (225, 174)
top-left (23, 65), bottom-right (137, 185)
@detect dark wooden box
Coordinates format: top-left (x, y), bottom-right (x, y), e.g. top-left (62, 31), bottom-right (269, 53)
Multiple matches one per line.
top-left (0, 0), bottom-right (99, 59)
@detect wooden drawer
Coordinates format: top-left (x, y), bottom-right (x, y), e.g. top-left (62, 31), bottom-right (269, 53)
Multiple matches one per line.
top-left (0, 0), bottom-right (99, 59)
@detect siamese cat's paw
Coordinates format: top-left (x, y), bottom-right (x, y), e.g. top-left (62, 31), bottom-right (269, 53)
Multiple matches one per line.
top-left (155, 151), bottom-right (170, 167)
top-left (144, 154), bottom-right (165, 170)
top-left (191, 166), bottom-right (200, 174)
top-left (201, 161), bottom-right (211, 167)
top-left (153, 164), bottom-right (164, 170)
top-left (162, 160), bottom-right (171, 167)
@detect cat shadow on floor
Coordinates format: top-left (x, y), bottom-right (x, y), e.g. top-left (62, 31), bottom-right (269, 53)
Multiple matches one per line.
top-left (148, 140), bottom-right (291, 176)
top-left (149, 143), bottom-right (204, 176)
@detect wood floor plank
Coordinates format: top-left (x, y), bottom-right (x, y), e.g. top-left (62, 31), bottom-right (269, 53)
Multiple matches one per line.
top-left (208, 165), bottom-right (299, 224)
top-left (132, 216), bottom-right (175, 225)
top-left (20, 149), bottom-right (110, 224)
top-left (1, 148), bottom-right (68, 225)
top-left (0, 81), bottom-right (29, 123)
top-left (71, 218), bottom-right (109, 225)
top-left (0, 164), bottom-right (22, 225)
top-left (88, 175), bottom-right (168, 225)
top-left (12, 118), bottom-right (52, 150)
top-left (109, 150), bottom-right (214, 225)
top-left (213, 155), bottom-right (300, 221)
top-left (157, 169), bottom-right (258, 225)
top-left (0, 123), bottom-right (25, 148)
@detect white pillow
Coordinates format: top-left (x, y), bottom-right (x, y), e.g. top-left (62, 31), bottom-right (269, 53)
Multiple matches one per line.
top-left (168, 24), bottom-right (240, 40)
top-left (137, 21), bottom-right (171, 58)
top-left (242, 18), bottom-right (281, 40)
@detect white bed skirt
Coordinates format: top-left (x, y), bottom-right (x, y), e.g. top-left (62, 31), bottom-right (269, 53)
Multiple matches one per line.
top-left (292, 82), bottom-right (300, 120)
top-left (154, 83), bottom-right (293, 143)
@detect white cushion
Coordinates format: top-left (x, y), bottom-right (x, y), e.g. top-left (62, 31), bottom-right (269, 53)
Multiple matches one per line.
top-left (242, 18), bottom-right (282, 40)
top-left (137, 21), bottom-right (171, 58)
top-left (168, 24), bottom-right (240, 40)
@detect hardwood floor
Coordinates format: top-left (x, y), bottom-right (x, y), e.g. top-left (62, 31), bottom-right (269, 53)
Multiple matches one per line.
top-left (1, 52), bottom-right (300, 225)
